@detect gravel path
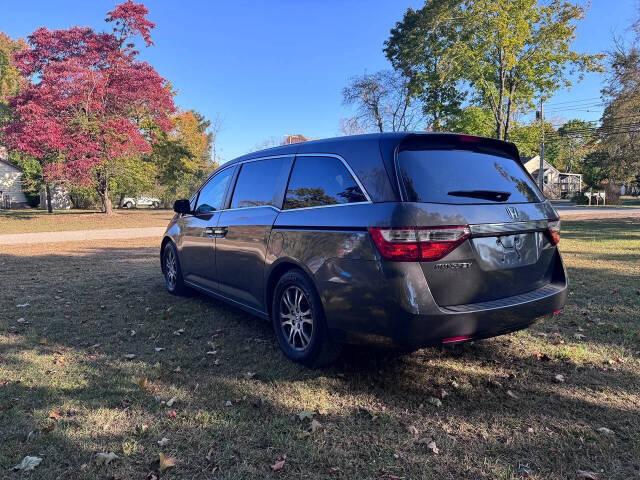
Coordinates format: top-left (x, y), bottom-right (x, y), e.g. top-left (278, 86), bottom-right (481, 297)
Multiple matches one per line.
top-left (0, 226), bottom-right (165, 245)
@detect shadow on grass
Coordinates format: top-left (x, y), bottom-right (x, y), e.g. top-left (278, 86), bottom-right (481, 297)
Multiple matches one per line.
top-left (1, 242), bottom-right (639, 478)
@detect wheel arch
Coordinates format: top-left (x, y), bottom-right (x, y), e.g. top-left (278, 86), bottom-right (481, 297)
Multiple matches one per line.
top-left (265, 258), bottom-right (320, 320)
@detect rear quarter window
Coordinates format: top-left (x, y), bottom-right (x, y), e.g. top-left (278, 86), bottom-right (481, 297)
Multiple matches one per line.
top-left (397, 149), bottom-right (541, 204)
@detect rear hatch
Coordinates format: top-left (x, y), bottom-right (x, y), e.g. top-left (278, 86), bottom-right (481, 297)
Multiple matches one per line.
top-left (395, 135), bottom-right (561, 307)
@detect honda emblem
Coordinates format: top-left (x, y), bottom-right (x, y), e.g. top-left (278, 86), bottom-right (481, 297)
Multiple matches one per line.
top-left (506, 206), bottom-right (519, 220)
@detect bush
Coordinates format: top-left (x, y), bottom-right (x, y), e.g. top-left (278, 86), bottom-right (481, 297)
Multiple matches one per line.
top-left (68, 187), bottom-right (99, 209)
top-left (570, 191), bottom-right (589, 204)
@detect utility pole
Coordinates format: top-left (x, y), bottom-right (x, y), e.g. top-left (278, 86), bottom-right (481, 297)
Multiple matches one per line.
top-left (537, 99), bottom-right (545, 192)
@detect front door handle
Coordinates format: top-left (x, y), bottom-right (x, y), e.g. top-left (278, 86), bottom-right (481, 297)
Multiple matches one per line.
top-left (205, 226), bottom-right (227, 238)
top-left (213, 227), bottom-right (228, 237)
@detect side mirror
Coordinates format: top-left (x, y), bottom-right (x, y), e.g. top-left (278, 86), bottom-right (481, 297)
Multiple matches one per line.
top-left (173, 199), bottom-right (191, 215)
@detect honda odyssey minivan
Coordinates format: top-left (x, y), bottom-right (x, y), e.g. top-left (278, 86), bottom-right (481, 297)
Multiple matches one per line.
top-left (161, 133), bottom-right (567, 365)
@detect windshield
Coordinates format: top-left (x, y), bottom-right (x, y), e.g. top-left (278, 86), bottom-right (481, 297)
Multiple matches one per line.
top-left (397, 149), bottom-right (541, 204)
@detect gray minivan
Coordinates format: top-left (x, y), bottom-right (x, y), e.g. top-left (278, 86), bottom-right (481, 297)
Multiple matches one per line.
top-left (161, 133), bottom-right (567, 365)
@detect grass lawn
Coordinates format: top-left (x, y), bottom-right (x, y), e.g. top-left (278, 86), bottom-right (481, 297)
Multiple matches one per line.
top-left (1, 219), bottom-right (638, 479)
top-left (0, 209), bottom-right (174, 234)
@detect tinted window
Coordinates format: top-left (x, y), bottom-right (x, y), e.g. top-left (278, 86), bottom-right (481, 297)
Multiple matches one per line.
top-left (397, 149), bottom-right (541, 204)
top-left (230, 158), bottom-right (288, 209)
top-left (195, 167), bottom-right (233, 214)
top-left (284, 156), bottom-right (367, 209)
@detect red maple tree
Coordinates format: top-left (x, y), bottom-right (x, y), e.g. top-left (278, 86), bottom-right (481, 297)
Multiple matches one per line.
top-left (3, 1), bottom-right (174, 213)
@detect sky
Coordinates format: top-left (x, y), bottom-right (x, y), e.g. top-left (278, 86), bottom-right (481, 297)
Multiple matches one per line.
top-left (2, 0), bottom-right (638, 162)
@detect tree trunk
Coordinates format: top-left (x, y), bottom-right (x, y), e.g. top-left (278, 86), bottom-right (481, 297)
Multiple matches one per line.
top-left (45, 184), bottom-right (53, 213)
top-left (96, 176), bottom-right (114, 215)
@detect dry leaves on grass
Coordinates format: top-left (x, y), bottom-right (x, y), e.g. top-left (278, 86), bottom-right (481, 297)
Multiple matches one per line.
top-left (157, 437), bottom-right (170, 447)
top-left (271, 454), bottom-right (286, 471)
top-left (310, 419), bottom-right (322, 432)
top-left (576, 470), bottom-right (600, 480)
top-left (158, 452), bottom-right (176, 471)
top-left (13, 456), bottom-right (42, 471)
top-left (95, 452), bottom-right (118, 465)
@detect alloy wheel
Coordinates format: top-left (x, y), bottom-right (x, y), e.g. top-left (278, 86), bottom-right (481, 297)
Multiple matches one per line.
top-left (164, 247), bottom-right (177, 290)
top-left (279, 286), bottom-right (313, 351)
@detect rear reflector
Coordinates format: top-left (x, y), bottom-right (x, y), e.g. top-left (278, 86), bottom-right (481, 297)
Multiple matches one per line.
top-left (547, 219), bottom-right (561, 245)
top-left (442, 335), bottom-right (472, 343)
top-left (369, 225), bottom-right (470, 262)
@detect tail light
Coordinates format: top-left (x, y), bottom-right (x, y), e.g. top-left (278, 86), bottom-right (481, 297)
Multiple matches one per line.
top-left (547, 219), bottom-right (561, 245)
top-left (369, 225), bottom-right (471, 262)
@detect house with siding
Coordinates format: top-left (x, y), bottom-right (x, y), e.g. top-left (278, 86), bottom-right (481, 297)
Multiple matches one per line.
top-left (0, 146), bottom-right (28, 208)
top-left (523, 155), bottom-right (582, 199)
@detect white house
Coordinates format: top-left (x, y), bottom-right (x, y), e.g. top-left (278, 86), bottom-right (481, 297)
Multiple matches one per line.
top-left (522, 155), bottom-right (582, 199)
top-left (0, 146), bottom-right (28, 208)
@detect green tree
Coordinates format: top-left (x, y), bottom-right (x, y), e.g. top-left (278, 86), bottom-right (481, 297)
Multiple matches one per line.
top-left (443, 106), bottom-right (494, 137)
top-left (385, 0), bottom-right (603, 140)
top-left (152, 110), bottom-right (216, 203)
top-left (545, 119), bottom-right (596, 173)
top-left (384, 0), bottom-right (464, 130)
top-left (596, 38), bottom-right (640, 184)
top-left (0, 32), bottom-right (27, 126)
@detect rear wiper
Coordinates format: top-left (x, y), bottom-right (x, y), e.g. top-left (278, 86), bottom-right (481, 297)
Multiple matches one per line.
top-left (447, 190), bottom-right (512, 202)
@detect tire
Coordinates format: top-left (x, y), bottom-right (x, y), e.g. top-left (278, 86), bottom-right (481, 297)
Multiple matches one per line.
top-left (152, 201), bottom-right (160, 209)
top-left (162, 242), bottom-right (187, 295)
top-left (272, 269), bottom-right (340, 367)
top-left (125, 201), bottom-right (134, 209)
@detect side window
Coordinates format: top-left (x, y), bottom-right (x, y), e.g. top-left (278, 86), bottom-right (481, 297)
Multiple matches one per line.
top-left (230, 158), bottom-right (288, 208)
top-left (284, 156), bottom-right (367, 209)
top-left (195, 167), bottom-right (233, 215)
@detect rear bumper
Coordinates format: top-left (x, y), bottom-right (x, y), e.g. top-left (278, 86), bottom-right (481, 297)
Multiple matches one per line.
top-left (326, 281), bottom-right (568, 348)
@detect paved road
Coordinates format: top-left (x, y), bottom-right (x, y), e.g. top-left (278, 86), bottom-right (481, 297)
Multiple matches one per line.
top-left (553, 205), bottom-right (640, 219)
top-left (0, 226), bottom-right (165, 245)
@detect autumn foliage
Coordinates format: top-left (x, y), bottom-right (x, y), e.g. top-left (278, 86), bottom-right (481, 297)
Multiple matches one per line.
top-left (3, 1), bottom-right (174, 213)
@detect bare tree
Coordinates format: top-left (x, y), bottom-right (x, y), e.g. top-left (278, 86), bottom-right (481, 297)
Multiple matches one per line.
top-left (338, 116), bottom-right (367, 136)
top-left (342, 70), bottom-right (424, 132)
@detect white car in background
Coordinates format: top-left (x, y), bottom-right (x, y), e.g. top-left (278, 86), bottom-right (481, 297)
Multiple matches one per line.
top-left (122, 196), bottom-right (161, 209)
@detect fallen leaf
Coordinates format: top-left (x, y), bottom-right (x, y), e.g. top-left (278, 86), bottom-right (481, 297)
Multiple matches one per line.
top-left (13, 456), bottom-right (42, 471)
top-left (244, 372), bottom-right (255, 379)
top-left (39, 338), bottom-right (47, 345)
top-left (42, 422), bottom-right (55, 433)
top-left (428, 396), bottom-right (442, 407)
top-left (576, 470), bottom-right (600, 479)
top-left (310, 419), bottom-right (322, 432)
top-left (596, 427), bottom-right (614, 435)
top-left (173, 328), bottom-right (184, 336)
top-left (166, 397), bottom-right (176, 407)
top-left (158, 452), bottom-right (176, 471)
top-left (49, 410), bottom-right (62, 419)
top-left (507, 390), bottom-right (519, 399)
top-left (16, 303), bottom-right (30, 308)
top-left (167, 410), bottom-right (177, 418)
top-left (138, 378), bottom-right (150, 390)
top-left (130, 330), bottom-right (136, 337)
top-left (426, 440), bottom-right (439, 454)
top-left (157, 437), bottom-right (170, 447)
top-left (225, 400), bottom-right (232, 407)
top-left (206, 350), bottom-right (217, 355)
top-left (517, 465), bottom-right (531, 477)
top-left (16, 317), bottom-right (26, 323)
top-left (154, 347), bottom-right (165, 352)
top-left (437, 388), bottom-right (448, 399)
top-left (123, 354), bottom-right (136, 359)
top-left (573, 333), bottom-right (586, 340)
top-left (297, 410), bottom-right (315, 421)
top-left (554, 374), bottom-right (566, 383)
top-left (95, 452), bottom-right (118, 465)
top-left (271, 455), bottom-right (286, 471)
top-left (536, 352), bottom-right (551, 361)
top-left (406, 425), bottom-right (419, 436)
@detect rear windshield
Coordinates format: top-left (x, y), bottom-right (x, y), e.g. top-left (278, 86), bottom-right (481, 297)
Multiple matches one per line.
top-left (397, 149), bottom-right (541, 204)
